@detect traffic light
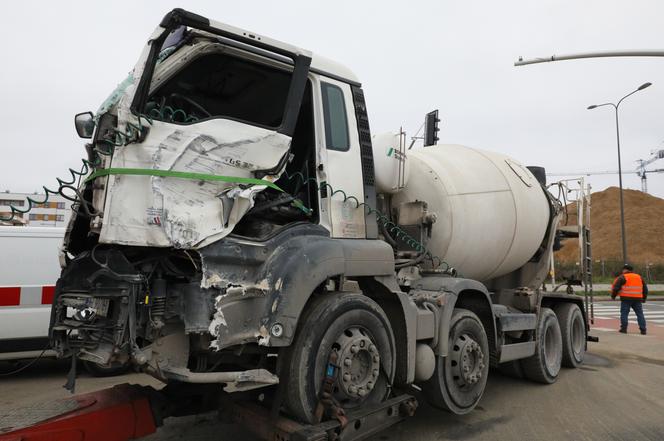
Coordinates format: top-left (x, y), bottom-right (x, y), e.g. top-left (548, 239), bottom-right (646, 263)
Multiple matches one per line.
top-left (424, 110), bottom-right (440, 147)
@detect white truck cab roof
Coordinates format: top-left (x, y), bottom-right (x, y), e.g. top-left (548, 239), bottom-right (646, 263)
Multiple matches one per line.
top-left (310, 53), bottom-right (360, 85)
top-left (177, 9), bottom-right (362, 86)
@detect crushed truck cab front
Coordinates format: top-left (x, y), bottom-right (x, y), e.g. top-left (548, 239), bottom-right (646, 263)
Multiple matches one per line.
top-left (50, 9), bottom-right (388, 396)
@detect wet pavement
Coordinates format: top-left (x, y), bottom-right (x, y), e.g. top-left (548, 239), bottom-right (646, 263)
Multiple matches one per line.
top-left (2, 322), bottom-right (663, 441)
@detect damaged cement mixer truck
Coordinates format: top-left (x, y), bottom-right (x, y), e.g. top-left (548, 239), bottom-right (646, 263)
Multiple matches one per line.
top-left (43, 8), bottom-right (590, 430)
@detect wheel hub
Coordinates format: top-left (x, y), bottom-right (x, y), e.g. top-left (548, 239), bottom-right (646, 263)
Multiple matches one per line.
top-left (334, 327), bottom-right (380, 400)
top-left (450, 334), bottom-right (485, 386)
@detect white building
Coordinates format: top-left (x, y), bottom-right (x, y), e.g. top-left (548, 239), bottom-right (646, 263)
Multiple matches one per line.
top-left (0, 192), bottom-right (71, 227)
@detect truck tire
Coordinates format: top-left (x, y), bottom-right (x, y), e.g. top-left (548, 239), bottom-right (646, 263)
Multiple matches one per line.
top-left (520, 307), bottom-right (562, 384)
top-left (282, 292), bottom-right (395, 424)
top-left (554, 303), bottom-right (586, 368)
top-left (423, 308), bottom-right (489, 414)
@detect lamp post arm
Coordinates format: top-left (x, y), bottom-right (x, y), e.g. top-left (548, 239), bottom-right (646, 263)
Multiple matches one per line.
top-left (590, 102), bottom-right (617, 110)
top-left (617, 89), bottom-right (640, 107)
top-left (515, 50), bottom-right (664, 66)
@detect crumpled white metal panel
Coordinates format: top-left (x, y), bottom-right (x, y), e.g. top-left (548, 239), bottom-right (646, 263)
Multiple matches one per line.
top-left (99, 118), bottom-right (290, 249)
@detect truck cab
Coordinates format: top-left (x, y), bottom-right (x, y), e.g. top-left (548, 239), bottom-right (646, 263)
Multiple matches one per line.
top-left (50, 9), bottom-right (590, 424)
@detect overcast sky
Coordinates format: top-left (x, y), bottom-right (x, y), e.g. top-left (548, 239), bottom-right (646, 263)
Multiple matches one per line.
top-left (1, 0), bottom-right (664, 199)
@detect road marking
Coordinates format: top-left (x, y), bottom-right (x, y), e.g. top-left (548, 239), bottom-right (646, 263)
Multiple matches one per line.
top-left (589, 303), bottom-right (664, 328)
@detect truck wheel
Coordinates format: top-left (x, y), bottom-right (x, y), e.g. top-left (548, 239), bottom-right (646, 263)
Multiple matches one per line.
top-left (423, 308), bottom-right (489, 415)
top-left (554, 303), bottom-right (586, 368)
top-left (282, 293), bottom-right (395, 424)
top-left (520, 307), bottom-right (562, 384)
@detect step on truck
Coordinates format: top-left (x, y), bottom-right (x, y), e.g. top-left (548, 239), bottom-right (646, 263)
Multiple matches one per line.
top-left (4, 8), bottom-right (593, 441)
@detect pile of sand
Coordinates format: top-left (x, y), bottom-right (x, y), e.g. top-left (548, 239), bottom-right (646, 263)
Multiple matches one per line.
top-left (555, 187), bottom-right (664, 264)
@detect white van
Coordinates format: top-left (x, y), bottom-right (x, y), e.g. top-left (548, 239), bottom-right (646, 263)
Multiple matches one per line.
top-left (0, 226), bottom-right (63, 360)
top-left (0, 226), bottom-right (126, 375)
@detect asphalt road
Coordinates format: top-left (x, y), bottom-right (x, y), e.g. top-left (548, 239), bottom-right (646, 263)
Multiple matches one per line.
top-left (2, 322), bottom-right (663, 441)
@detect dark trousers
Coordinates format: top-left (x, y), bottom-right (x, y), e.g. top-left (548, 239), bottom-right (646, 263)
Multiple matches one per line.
top-left (620, 298), bottom-right (647, 331)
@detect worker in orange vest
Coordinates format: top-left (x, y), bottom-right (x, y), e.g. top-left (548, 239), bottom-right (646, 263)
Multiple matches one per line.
top-left (611, 264), bottom-right (648, 335)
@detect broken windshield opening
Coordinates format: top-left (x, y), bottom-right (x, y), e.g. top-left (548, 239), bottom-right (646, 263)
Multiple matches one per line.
top-left (160, 25), bottom-right (187, 52)
top-left (147, 52), bottom-right (292, 128)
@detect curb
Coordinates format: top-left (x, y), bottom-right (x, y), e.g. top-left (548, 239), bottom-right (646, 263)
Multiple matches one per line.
top-left (585, 296), bottom-right (664, 302)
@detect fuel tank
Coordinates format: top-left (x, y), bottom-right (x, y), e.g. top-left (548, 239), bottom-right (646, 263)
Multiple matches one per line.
top-left (392, 144), bottom-right (551, 282)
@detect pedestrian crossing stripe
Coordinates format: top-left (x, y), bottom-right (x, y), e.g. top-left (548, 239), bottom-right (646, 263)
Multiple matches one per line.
top-left (624, 320), bottom-right (664, 324)
top-left (587, 303), bottom-right (664, 328)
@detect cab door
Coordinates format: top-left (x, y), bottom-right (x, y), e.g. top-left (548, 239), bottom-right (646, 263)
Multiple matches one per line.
top-left (315, 77), bottom-right (366, 238)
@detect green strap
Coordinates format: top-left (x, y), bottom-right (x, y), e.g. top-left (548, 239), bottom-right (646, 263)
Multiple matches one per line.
top-left (86, 167), bottom-right (284, 191)
top-left (86, 167), bottom-right (311, 214)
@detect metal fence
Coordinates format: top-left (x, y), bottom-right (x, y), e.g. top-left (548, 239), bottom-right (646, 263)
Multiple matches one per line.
top-left (554, 260), bottom-right (664, 284)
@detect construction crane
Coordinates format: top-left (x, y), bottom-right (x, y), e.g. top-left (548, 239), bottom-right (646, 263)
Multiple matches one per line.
top-left (547, 170), bottom-right (623, 177)
top-left (548, 148), bottom-right (664, 193)
top-left (636, 149), bottom-right (664, 193)
top-left (547, 169), bottom-right (664, 177)
top-left (547, 168), bottom-right (664, 192)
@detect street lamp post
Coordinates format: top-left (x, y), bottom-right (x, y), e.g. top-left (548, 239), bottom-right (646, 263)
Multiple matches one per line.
top-left (587, 82), bottom-right (652, 264)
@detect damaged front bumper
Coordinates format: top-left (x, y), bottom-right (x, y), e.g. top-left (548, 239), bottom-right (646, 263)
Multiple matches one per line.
top-left (48, 229), bottom-right (308, 390)
top-left (51, 222), bottom-right (393, 391)
top-left (161, 367), bottom-right (279, 392)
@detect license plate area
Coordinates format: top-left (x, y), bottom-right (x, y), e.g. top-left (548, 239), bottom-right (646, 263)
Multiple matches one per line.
top-left (55, 287), bottom-right (129, 330)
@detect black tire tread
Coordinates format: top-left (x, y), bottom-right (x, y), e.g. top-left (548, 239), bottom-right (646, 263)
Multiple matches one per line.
top-left (520, 307), bottom-right (561, 384)
top-left (554, 302), bottom-right (586, 368)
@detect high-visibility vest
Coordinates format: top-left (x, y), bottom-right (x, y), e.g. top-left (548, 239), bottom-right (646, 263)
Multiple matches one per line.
top-left (619, 273), bottom-right (644, 299)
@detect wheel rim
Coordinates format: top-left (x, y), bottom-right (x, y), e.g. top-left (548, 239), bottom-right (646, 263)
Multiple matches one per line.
top-left (334, 327), bottom-right (381, 401)
top-left (425, 311), bottom-right (489, 414)
top-left (571, 313), bottom-right (585, 359)
top-left (450, 334), bottom-right (486, 388)
top-left (543, 319), bottom-right (562, 375)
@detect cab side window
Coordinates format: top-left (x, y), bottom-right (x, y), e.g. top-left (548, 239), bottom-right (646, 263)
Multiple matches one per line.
top-left (321, 82), bottom-right (350, 151)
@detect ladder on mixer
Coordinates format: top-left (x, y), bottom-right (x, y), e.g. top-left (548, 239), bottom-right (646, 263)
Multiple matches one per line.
top-left (577, 183), bottom-right (594, 324)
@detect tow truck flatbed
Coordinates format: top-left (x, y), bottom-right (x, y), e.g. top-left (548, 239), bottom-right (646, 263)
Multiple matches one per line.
top-left (0, 384), bottom-right (417, 441)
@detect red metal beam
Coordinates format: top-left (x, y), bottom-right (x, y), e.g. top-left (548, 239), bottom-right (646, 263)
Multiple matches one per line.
top-left (0, 384), bottom-right (158, 441)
